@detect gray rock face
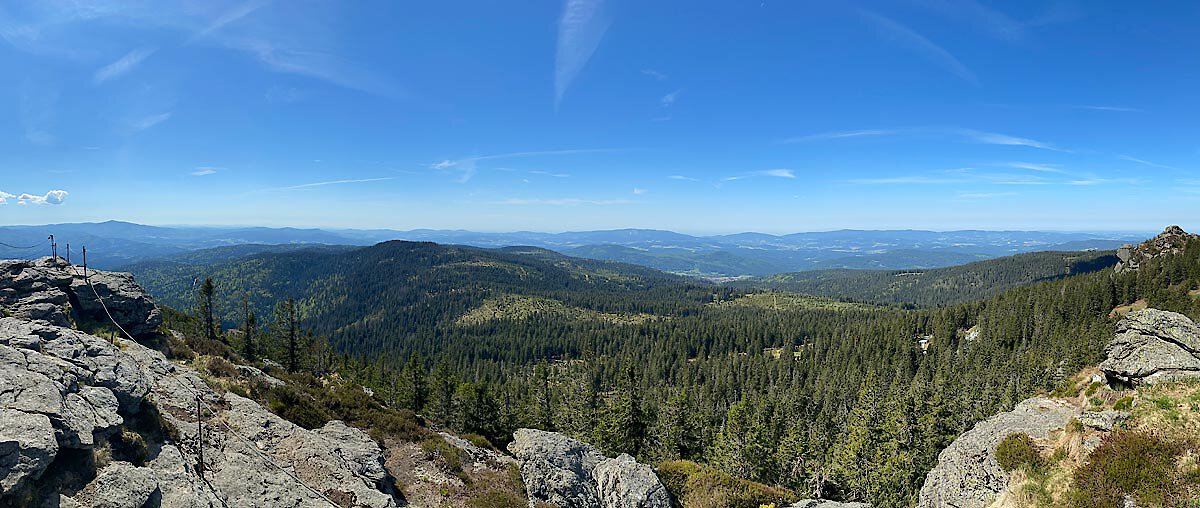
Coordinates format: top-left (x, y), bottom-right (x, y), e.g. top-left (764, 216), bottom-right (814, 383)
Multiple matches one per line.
top-left (791, 501), bottom-right (871, 508)
top-left (0, 409), bottom-right (58, 494)
top-left (593, 454), bottom-right (672, 508)
top-left (72, 462), bottom-right (160, 508)
top-left (1115, 226), bottom-right (1194, 273)
top-left (0, 264), bottom-right (400, 507)
top-left (917, 397), bottom-right (1080, 508)
top-left (1078, 410), bottom-right (1131, 432)
top-left (508, 428), bottom-right (671, 508)
top-left (1101, 309), bottom-right (1200, 385)
top-left (0, 257), bottom-right (162, 338)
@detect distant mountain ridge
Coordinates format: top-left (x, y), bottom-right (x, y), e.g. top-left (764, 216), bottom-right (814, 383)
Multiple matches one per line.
top-left (0, 220), bottom-right (1147, 276)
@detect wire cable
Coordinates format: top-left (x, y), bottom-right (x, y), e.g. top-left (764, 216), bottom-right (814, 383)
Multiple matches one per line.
top-left (0, 239), bottom-right (47, 250)
top-left (65, 260), bottom-right (340, 508)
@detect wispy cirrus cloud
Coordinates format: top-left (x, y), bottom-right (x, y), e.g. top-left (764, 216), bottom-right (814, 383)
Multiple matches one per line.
top-left (555, 0), bottom-right (611, 108)
top-left (782, 129), bottom-right (901, 144)
top-left (784, 127), bottom-right (1068, 152)
top-left (258, 177), bottom-right (395, 193)
top-left (1072, 105), bottom-right (1144, 113)
top-left (93, 46), bottom-right (156, 84)
top-left (191, 167), bottom-right (221, 176)
top-left (847, 175), bottom-right (962, 185)
top-left (1003, 162), bottom-right (1067, 173)
top-left (1119, 155), bottom-right (1176, 171)
top-left (956, 191), bottom-right (1018, 199)
top-left (913, 0), bottom-right (1027, 42)
top-left (954, 128), bottom-right (1070, 152)
top-left (660, 90), bottom-right (681, 107)
top-left (130, 112), bottom-right (172, 132)
top-left (668, 175), bottom-right (699, 182)
top-left (431, 148), bottom-right (624, 183)
top-left (641, 69), bottom-right (667, 81)
top-left (723, 169), bottom-right (795, 181)
top-left (493, 197), bottom-right (633, 206)
top-left (858, 9), bottom-right (978, 85)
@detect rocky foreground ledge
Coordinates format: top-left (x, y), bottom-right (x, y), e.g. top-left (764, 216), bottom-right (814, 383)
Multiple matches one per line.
top-left (0, 258), bottom-right (400, 507)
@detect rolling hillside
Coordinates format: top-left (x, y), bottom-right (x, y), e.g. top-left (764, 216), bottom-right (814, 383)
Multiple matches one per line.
top-left (736, 249), bottom-right (1120, 307)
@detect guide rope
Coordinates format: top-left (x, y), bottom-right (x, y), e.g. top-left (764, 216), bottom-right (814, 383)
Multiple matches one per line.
top-left (64, 259), bottom-right (341, 508)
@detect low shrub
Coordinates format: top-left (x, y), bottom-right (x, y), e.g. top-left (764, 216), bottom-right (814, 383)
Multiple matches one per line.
top-left (420, 436), bottom-right (464, 474)
top-left (1070, 432), bottom-right (1184, 507)
top-left (463, 433), bottom-right (494, 450)
top-left (205, 357), bottom-right (239, 378)
top-left (656, 460), bottom-right (795, 508)
top-left (1113, 396), bottom-right (1134, 411)
top-left (995, 433), bottom-right (1041, 473)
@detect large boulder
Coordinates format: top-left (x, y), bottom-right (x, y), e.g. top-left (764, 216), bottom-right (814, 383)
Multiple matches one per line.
top-left (917, 397), bottom-right (1080, 508)
top-left (0, 409), bottom-right (58, 495)
top-left (70, 461), bottom-right (160, 508)
top-left (0, 257), bottom-right (161, 339)
top-left (508, 428), bottom-right (671, 508)
top-left (0, 309), bottom-right (400, 507)
top-left (1100, 309), bottom-right (1200, 385)
top-left (1115, 225), bottom-right (1195, 273)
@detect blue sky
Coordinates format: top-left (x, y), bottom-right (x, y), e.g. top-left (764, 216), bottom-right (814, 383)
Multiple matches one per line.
top-left (0, 0), bottom-right (1196, 234)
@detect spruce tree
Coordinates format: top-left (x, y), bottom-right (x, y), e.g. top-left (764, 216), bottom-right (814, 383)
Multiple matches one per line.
top-left (199, 277), bottom-right (217, 342)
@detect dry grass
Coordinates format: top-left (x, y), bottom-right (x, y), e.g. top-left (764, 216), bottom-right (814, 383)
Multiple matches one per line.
top-left (1110, 299), bottom-right (1149, 318)
top-left (457, 294), bottom-right (660, 326)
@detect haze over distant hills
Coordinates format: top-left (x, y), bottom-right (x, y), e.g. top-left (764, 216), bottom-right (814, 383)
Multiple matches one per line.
top-left (0, 220), bottom-right (1149, 276)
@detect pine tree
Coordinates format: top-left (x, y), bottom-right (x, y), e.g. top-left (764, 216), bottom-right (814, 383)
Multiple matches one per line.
top-left (199, 277), bottom-right (218, 342)
top-left (240, 294), bottom-right (257, 362)
top-left (272, 297), bottom-right (300, 372)
top-left (427, 358), bottom-right (457, 427)
top-left (592, 364), bottom-right (645, 456)
top-left (397, 353), bottom-right (427, 413)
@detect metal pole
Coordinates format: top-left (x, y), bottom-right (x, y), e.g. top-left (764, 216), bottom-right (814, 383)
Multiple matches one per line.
top-left (65, 243), bottom-right (70, 264)
top-left (197, 393), bottom-right (204, 480)
top-left (82, 247), bottom-right (88, 278)
top-left (48, 235), bottom-right (55, 259)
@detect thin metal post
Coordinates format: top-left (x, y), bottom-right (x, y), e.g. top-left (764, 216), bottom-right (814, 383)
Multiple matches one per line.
top-left (82, 247), bottom-right (88, 278)
top-left (48, 235), bottom-right (55, 259)
top-left (65, 243), bottom-right (70, 264)
top-left (197, 393), bottom-right (205, 480)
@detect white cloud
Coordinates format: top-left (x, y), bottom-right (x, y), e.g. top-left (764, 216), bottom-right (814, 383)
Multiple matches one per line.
top-left (493, 197), bottom-right (632, 206)
top-left (1073, 105), bottom-right (1144, 113)
top-left (858, 9), bottom-right (978, 85)
top-left (191, 167), bottom-right (220, 176)
top-left (632, 187), bottom-right (647, 195)
top-left (267, 177), bottom-right (395, 192)
top-left (956, 191), bottom-right (1018, 199)
top-left (641, 69), bottom-right (668, 80)
top-left (0, 191), bottom-right (14, 204)
top-left (954, 129), bottom-right (1069, 152)
top-left (555, 0), bottom-right (610, 107)
top-left (16, 190), bottom-right (68, 205)
top-left (432, 148), bottom-right (622, 183)
top-left (661, 90), bottom-right (681, 107)
top-left (131, 112), bottom-right (172, 132)
top-left (783, 129), bottom-right (899, 143)
top-left (94, 46), bottom-right (157, 84)
top-left (668, 175), bottom-right (699, 182)
top-left (783, 127), bottom-right (1067, 152)
top-left (724, 169), bottom-right (795, 181)
top-left (1119, 155), bottom-right (1176, 171)
top-left (848, 176), bottom-right (961, 185)
top-left (1004, 162), bottom-right (1067, 173)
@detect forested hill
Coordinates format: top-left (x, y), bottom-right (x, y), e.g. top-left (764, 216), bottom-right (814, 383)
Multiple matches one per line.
top-left (126, 240), bottom-right (721, 350)
top-left (736, 249), bottom-right (1119, 307)
top-left (121, 228), bottom-right (1200, 506)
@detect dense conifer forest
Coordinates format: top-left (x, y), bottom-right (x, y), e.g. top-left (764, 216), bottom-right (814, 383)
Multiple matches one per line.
top-left (737, 249), bottom-right (1119, 308)
top-left (129, 239), bottom-right (1200, 506)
